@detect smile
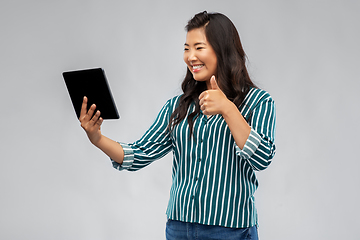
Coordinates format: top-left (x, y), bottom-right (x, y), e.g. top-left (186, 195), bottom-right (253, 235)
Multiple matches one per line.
top-left (192, 64), bottom-right (204, 72)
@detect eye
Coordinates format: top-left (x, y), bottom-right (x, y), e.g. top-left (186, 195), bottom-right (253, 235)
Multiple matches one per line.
top-left (184, 47), bottom-right (189, 51)
top-left (196, 47), bottom-right (204, 50)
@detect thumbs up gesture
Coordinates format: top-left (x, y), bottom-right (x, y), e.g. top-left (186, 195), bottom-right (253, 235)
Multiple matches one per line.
top-left (199, 76), bottom-right (231, 116)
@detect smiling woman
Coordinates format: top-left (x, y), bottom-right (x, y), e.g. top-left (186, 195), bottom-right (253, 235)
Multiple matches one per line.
top-left (79, 11), bottom-right (276, 240)
top-left (183, 27), bottom-right (218, 88)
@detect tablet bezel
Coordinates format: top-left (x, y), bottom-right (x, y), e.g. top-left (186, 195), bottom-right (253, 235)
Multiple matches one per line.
top-left (63, 68), bottom-right (120, 120)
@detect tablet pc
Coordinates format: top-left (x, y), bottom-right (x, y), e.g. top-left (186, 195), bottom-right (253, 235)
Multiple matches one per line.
top-left (63, 68), bottom-right (120, 120)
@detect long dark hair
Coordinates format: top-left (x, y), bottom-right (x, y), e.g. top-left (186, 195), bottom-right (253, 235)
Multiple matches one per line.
top-left (168, 11), bottom-right (257, 136)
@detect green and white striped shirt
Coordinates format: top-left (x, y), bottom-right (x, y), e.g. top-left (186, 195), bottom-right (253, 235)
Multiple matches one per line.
top-left (112, 87), bottom-right (276, 228)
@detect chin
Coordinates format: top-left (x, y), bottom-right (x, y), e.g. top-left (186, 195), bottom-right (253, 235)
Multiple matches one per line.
top-left (192, 75), bottom-right (208, 82)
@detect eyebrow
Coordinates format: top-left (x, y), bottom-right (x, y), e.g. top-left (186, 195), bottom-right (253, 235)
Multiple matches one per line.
top-left (184, 42), bottom-right (207, 46)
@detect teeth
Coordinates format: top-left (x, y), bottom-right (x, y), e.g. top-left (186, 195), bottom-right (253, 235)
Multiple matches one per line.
top-left (193, 65), bottom-right (204, 70)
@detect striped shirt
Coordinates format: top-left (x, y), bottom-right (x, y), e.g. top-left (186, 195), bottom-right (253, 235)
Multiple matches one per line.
top-left (112, 87), bottom-right (276, 228)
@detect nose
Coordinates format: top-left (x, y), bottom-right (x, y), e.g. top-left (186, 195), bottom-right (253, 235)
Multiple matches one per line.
top-left (187, 50), bottom-right (197, 62)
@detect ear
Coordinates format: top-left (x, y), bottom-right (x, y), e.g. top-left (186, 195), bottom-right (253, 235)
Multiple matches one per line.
top-left (210, 76), bottom-right (220, 90)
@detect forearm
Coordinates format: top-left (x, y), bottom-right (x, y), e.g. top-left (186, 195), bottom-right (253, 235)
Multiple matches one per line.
top-left (221, 101), bottom-right (251, 150)
top-left (93, 135), bottom-right (124, 164)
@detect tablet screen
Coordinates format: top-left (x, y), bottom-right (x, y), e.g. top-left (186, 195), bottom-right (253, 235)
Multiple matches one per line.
top-left (63, 68), bottom-right (120, 120)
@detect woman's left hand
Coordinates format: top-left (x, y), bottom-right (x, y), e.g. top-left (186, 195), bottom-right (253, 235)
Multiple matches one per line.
top-left (199, 76), bottom-right (232, 116)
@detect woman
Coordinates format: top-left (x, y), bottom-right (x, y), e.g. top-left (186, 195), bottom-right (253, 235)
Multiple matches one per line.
top-left (80, 11), bottom-right (276, 240)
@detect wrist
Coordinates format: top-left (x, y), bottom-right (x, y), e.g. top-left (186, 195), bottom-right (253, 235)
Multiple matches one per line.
top-left (89, 132), bottom-right (103, 147)
top-left (221, 100), bottom-right (237, 118)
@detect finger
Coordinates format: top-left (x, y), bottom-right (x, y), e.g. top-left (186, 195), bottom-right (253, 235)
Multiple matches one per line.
top-left (90, 110), bottom-right (101, 123)
top-left (83, 104), bottom-right (97, 122)
top-left (79, 96), bottom-right (88, 120)
top-left (199, 90), bottom-right (208, 100)
top-left (199, 92), bottom-right (205, 100)
top-left (210, 76), bottom-right (219, 90)
top-left (202, 108), bottom-right (209, 115)
top-left (199, 98), bottom-right (207, 106)
top-left (96, 117), bottom-right (103, 126)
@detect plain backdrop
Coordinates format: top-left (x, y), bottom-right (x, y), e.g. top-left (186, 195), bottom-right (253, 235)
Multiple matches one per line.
top-left (1, 0), bottom-right (359, 239)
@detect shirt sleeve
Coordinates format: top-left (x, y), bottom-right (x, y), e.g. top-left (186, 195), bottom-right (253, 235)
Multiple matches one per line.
top-left (236, 96), bottom-right (276, 171)
top-left (111, 142), bottom-right (134, 171)
top-left (111, 98), bottom-right (174, 171)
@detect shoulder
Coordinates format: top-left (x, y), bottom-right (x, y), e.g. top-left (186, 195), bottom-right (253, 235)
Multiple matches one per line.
top-left (240, 88), bottom-right (275, 122)
top-left (163, 94), bottom-right (182, 112)
top-left (248, 87), bottom-right (273, 101)
top-left (167, 94), bottom-right (182, 106)
top-left (240, 87), bottom-right (275, 114)
top-left (244, 87), bottom-right (274, 106)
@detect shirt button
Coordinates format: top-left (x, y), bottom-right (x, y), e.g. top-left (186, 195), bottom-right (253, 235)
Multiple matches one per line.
top-left (198, 158), bottom-right (201, 162)
top-left (195, 177), bottom-right (198, 181)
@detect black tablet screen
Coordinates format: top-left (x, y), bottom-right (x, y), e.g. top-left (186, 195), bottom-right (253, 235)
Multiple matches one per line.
top-left (63, 68), bottom-right (119, 120)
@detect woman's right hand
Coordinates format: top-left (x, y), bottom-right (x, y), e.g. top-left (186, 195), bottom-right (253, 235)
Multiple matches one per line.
top-left (79, 96), bottom-right (104, 146)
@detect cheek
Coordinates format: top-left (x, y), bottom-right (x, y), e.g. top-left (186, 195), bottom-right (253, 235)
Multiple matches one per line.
top-left (183, 55), bottom-right (191, 71)
top-left (210, 55), bottom-right (217, 71)
top-left (183, 53), bottom-right (189, 64)
top-left (212, 60), bottom-right (217, 70)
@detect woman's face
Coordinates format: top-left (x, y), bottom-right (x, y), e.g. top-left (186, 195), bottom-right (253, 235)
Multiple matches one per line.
top-left (184, 27), bottom-right (217, 88)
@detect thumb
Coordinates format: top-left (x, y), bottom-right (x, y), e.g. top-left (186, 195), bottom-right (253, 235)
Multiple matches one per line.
top-left (210, 75), bottom-right (220, 90)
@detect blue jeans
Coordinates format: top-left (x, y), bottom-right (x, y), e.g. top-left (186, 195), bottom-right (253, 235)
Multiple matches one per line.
top-left (166, 219), bottom-right (258, 240)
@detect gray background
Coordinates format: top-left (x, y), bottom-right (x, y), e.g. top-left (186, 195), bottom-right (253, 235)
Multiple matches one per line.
top-left (1, 0), bottom-right (359, 239)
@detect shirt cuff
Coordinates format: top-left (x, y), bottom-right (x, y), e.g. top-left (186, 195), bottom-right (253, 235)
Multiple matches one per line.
top-left (111, 142), bottom-right (134, 171)
top-left (236, 128), bottom-right (261, 159)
